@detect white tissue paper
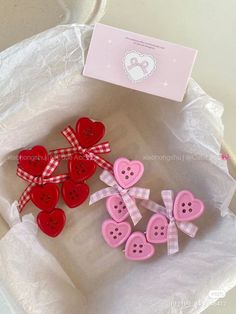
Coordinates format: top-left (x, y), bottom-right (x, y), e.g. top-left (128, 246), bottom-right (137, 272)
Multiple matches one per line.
top-left (0, 24), bottom-right (236, 314)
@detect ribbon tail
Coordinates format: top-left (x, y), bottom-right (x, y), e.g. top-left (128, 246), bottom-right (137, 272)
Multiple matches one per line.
top-left (141, 199), bottom-right (166, 215)
top-left (89, 187), bottom-right (117, 205)
top-left (176, 221), bottom-right (198, 238)
top-left (100, 170), bottom-right (117, 187)
top-left (92, 154), bottom-right (113, 172)
top-left (167, 221), bottom-right (179, 255)
top-left (17, 183), bottom-right (34, 212)
top-left (62, 126), bottom-right (80, 147)
top-left (128, 187), bottom-right (150, 200)
top-left (88, 142), bottom-right (111, 154)
top-left (161, 190), bottom-right (174, 218)
top-left (44, 174), bottom-right (68, 184)
top-left (50, 147), bottom-right (77, 159)
top-left (122, 193), bottom-right (142, 226)
top-left (50, 126), bottom-right (80, 159)
top-left (16, 168), bottom-right (35, 183)
top-left (42, 158), bottom-right (60, 177)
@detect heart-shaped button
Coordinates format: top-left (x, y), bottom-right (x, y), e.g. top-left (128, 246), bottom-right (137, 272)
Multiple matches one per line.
top-left (37, 208), bottom-right (66, 237)
top-left (30, 183), bottom-right (59, 211)
top-left (18, 145), bottom-right (48, 176)
top-left (68, 154), bottom-right (97, 182)
top-left (62, 180), bottom-right (89, 208)
top-left (125, 232), bottom-right (155, 261)
top-left (173, 190), bottom-right (204, 221)
top-left (113, 157), bottom-right (144, 189)
top-left (123, 51), bottom-right (156, 82)
top-left (106, 195), bottom-right (129, 222)
top-left (146, 214), bottom-right (168, 244)
top-left (76, 117), bottom-right (105, 148)
top-left (102, 219), bottom-right (131, 248)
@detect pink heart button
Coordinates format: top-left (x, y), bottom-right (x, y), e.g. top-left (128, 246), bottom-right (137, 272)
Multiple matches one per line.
top-left (173, 190), bottom-right (204, 221)
top-left (125, 232), bottom-right (155, 261)
top-left (113, 157), bottom-right (144, 189)
top-left (106, 195), bottom-right (129, 222)
top-left (102, 219), bottom-right (132, 248)
top-left (146, 214), bottom-right (168, 244)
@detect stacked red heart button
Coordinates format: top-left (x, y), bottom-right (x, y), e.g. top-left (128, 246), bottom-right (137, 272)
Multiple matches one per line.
top-left (76, 117), bottom-right (105, 148)
top-left (62, 117), bottom-right (107, 208)
top-left (16, 117), bottom-right (112, 238)
top-left (62, 180), bottom-right (89, 208)
top-left (17, 145), bottom-right (66, 237)
top-left (18, 145), bottom-right (49, 176)
top-left (30, 183), bottom-right (59, 212)
top-left (37, 208), bottom-right (66, 237)
top-left (68, 155), bottom-right (97, 182)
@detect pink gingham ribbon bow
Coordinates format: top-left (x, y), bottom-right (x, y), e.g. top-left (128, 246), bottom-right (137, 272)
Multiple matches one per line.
top-left (50, 126), bottom-right (113, 172)
top-left (89, 170), bottom-right (150, 225)
top-left (142, 190), bottom-right (198, 255)
top-left (17, 158), bottom-right (68, 212)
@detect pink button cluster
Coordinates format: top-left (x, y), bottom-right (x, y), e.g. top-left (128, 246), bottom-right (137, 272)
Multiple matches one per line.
top-left (101, 157), bottom-right (205, 261)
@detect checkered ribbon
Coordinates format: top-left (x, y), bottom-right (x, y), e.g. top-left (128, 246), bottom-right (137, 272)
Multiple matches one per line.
top-left (142, 190), bottom-right (198, 255)
top-left (50, 126), bottom-right (113, 172)
top-left (16, 158), bottom-right (68, 212)
top-left (89, 170), bottom-right (150, 225)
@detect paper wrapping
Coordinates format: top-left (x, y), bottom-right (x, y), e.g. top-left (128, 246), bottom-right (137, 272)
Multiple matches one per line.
top-left (0, 24), bottom-right (236, 314)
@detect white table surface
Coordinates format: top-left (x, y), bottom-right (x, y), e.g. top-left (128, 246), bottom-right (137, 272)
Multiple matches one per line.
top-left (0, 0), bottom-right (235, 313)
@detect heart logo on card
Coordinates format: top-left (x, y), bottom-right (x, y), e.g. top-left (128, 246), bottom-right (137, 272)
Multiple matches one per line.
top-left (123, 51), bottom-right (156, 82)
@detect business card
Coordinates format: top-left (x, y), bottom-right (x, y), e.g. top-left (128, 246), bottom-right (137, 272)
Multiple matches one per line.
top-left (83, 23), bottom-right (197, 102)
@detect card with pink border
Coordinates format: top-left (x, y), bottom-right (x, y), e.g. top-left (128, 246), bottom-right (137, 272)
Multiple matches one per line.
top-left (83, 23), bottom-right (197, 102)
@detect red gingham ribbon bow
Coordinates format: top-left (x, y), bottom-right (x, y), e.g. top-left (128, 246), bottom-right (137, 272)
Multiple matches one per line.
top-left (17, 157), bottom-right (68, 212)
top-left (50, 126), bottom-right (113, 172)
top-left (142, 190), bottom-right (198, 255)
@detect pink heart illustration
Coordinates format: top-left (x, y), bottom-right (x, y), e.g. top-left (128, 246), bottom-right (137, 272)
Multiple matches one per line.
top-left (106, 195), bottom-right (130, 222)
top-left (113, 157), bottom-right (144, 189)
top-left (173, 190), bottom-right (204, 221)
top-left (146, 214), bottom-right (168, 244)
top-left (102, 219), bottom-right (131, 248)
top-left (125, 232), bottom-right (155, 261)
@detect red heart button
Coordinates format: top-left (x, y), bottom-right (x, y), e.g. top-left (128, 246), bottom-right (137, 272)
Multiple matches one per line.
top-left (18, 145), bottom-right (48, 176)
top-left (62, 180), bottom-right (89, 208)
top-left (68, 154), bottom-right (97, 182)
top-left (30, 183), bottom-right (59, 211)
top-left (76, 117), bottom-right (105, 148)
top-left (37, 208), bottom-right (66, 237)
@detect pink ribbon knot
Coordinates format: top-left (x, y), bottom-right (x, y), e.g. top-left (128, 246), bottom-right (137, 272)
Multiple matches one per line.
top-left (50, 126), bottom-right (113, 172)
top-left (128, 57), bottom-right (149, 74)
top-left (16, 157), bottom-right (68, 212)
top-left (89, 170), bottom-right (150, 225)
top-left (142, 190), bottom-right (198, 255)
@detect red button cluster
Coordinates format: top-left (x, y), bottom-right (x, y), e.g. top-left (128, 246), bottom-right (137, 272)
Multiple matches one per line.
top-left (16, 117), bottom-right (112, 238)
